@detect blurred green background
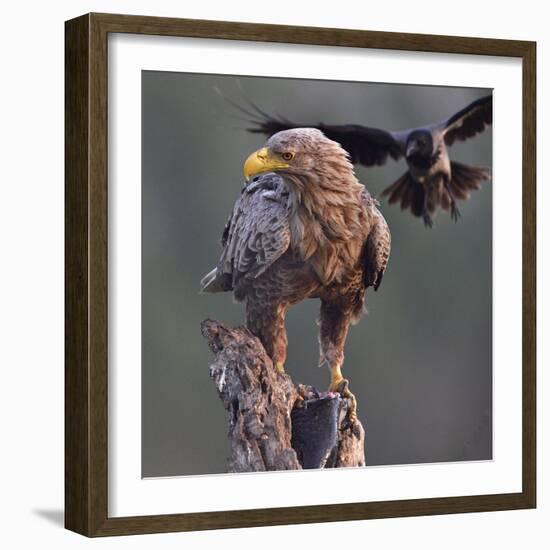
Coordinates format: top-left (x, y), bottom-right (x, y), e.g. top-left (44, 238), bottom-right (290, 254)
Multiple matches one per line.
top-left (142, 72), bottom-right (492, 477)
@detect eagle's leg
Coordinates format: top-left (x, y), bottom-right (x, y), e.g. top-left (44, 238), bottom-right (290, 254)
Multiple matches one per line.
top-left (246, 300), bottom-right (288, 374)
top-left (319, 300), bottom-right (357, 422)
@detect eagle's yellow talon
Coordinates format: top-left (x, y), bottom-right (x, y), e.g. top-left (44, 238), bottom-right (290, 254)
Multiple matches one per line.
top-left (328, 364), bottom-right (345, 393)
top-left (329, 365), bottom-right (357, 422)
top-left (275, 362), bottom-right (285, 374)
top-left (343, 388), bottom-right (358, 423)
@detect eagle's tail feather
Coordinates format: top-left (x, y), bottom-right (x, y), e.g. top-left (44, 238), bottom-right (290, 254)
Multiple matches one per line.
top-left (200, 267), bottom-right (226, 293)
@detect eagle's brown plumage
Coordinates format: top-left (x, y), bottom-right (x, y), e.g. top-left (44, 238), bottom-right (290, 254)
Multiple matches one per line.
top-left (201, 128), bottom-right (391, 420)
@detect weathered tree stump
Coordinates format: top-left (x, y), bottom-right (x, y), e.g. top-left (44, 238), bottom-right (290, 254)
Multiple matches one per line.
top-left (201, 319), bottom-right (365, 472)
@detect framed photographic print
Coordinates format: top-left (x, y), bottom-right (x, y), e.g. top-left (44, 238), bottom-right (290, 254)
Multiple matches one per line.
top-left (65, 13), bottom-right (536, 537)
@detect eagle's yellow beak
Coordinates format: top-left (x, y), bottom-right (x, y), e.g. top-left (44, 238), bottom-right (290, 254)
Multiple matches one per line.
top-left (243, 147), bottom-right (289, 182)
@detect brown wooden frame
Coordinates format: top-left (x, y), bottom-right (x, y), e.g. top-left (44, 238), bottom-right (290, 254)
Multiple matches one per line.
top-left (65, 12), bottom-right (536, 537)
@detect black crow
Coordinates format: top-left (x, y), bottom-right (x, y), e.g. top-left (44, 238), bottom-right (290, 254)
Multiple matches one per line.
top-left (244, 94), bottom-right (492, 227)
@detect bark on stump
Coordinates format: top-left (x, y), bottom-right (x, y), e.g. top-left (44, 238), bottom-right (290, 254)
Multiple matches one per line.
top-left (201, 319), bottom-right (365, 472)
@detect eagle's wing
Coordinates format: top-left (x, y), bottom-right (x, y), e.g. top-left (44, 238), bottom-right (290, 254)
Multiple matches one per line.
top-left (362, 194), bottom-right (391, 291)
top-left (440, 94), bottom-right (492, 146)
top-left (248, 115), bottom-right (404, 167)
top-left (203, 173), bottom-right (291, 294)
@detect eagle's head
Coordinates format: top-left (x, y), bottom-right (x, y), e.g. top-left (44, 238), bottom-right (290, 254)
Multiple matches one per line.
top-left (243, 128), bottom-right (354, 185)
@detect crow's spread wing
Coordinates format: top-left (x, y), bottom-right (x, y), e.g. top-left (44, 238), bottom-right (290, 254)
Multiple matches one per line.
top-left (442, 94), bottom-right (493, 146)
top-left (249, 116), bottom-right (404, 167)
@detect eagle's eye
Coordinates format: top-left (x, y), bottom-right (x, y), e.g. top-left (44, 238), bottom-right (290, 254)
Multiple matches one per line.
top-left (282, 152), bottom-right (294, 161)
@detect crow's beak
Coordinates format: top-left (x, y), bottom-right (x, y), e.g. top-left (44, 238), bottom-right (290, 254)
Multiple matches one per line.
top-left (406, 141), bottom-right (420, 158)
